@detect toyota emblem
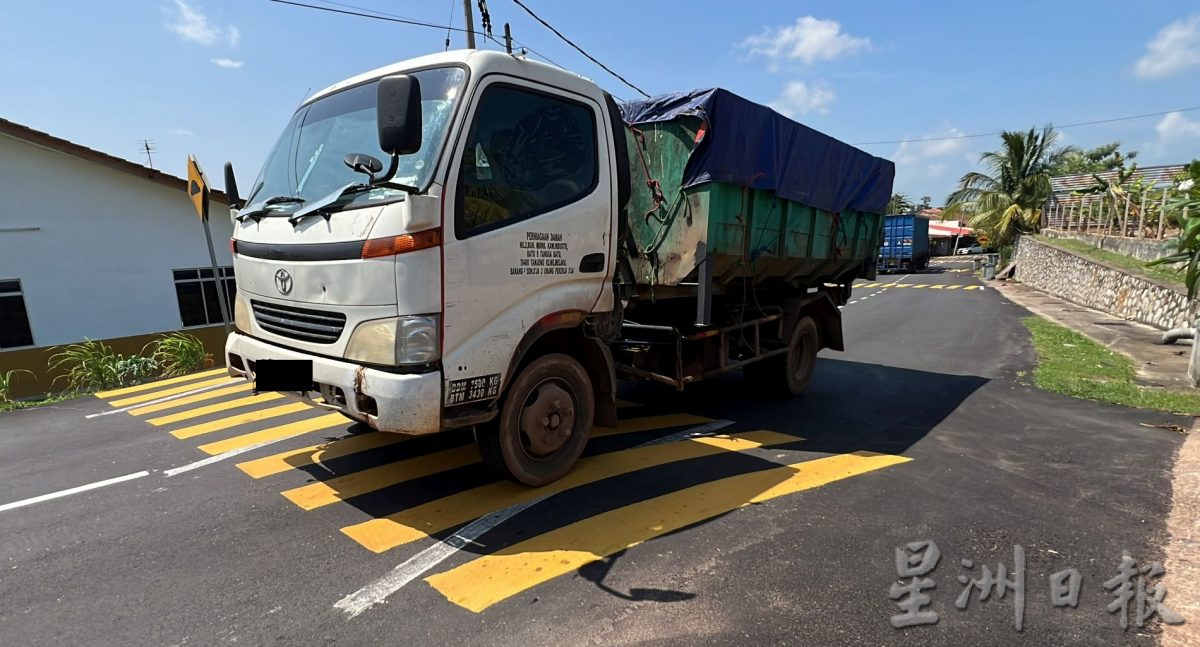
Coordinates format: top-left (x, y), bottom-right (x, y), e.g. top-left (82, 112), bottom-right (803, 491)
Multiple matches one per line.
top-left (274, 269), bottom-right (293, 295)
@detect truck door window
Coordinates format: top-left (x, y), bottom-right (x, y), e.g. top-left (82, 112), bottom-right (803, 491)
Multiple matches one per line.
top-left (456, 84), bottom-right (598, 237)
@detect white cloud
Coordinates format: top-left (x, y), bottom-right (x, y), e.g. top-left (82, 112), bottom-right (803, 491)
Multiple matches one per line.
top-left (210, 58), bottom-right (244, 69)
top-left (741, 17), bottom-right (872, 65)
top-left (893, 128), bottom-right (969, 166)
top-left (170, 128), bottom-right (194, 136)
top-left (1135, 14), bottom-right (1200, 79)
top-left (1156, 111), bottom-right (1200, 138)
top-left (768, 80), bottom-right (836, 117)
top-left (165, 0), bottom-right (240, 49)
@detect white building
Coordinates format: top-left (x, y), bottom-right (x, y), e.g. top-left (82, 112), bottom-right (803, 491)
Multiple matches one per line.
top-left (0, 118), bottom-right (236, 396)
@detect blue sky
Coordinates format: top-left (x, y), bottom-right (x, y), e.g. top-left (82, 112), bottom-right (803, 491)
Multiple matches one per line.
top-left (2, 0), bottom-right (1199, 204)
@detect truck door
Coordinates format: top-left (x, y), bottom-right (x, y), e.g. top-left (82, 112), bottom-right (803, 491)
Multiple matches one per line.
top-left (440, 76), bottom-right (615, 407)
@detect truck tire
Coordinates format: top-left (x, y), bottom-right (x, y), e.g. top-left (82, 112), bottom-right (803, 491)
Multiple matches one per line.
top-left (475, 353), bottom-right (594, 486)
top-left (743, 316), bottom-right (819, 397)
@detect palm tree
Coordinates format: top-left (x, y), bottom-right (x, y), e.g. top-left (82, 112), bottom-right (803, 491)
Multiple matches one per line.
top-left (944, 126), bottom-right (1062, 247)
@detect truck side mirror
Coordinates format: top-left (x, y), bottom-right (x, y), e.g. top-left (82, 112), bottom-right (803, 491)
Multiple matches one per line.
top-left (377, 75), bottom-right (422, 157)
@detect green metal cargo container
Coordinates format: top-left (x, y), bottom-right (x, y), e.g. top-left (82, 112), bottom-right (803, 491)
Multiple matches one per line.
top-left (617, 90), bottom-right (893, 292)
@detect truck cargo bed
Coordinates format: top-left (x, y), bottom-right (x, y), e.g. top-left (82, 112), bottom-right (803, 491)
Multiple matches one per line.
top-left (618, 89), bottom-right (894, 292)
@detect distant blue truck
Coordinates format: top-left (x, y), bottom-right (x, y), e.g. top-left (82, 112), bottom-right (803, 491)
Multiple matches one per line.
top-left (878, 214), bottom-right (929, 273)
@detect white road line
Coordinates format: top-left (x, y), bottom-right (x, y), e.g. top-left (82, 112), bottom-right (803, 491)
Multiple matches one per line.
top-left (333, 419), bottom-right (735, 619)
top-left (0, 471), bottom-right (151, 513)
top-left (334, 499), bottom-right (545, 618)
top-left (84, 379), bottom-right (246, 419)
top-left (163, 434), bottom-right (309, 477)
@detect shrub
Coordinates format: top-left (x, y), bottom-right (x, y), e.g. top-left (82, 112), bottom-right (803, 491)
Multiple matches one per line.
top-left (48, 339), bottom-right (158, 392)
top-left (146, 332), bottom-right (210, 377)
top-left (0, 369), bottom-right (34, 403)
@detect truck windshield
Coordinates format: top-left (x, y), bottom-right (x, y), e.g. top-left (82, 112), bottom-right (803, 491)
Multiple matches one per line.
top-left (244, 66), bottom-right (467, 215)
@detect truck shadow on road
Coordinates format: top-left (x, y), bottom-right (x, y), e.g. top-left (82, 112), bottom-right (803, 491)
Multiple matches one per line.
top-left (269, 358), bottom-right (990, 608)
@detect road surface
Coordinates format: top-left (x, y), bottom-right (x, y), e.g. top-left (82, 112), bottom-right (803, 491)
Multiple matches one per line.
top-left (0, 259), bottom-right (1187, 646)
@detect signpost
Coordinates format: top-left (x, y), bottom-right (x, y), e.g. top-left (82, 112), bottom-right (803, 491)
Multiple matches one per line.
top-left (187, 155), bottom-right (232, 336)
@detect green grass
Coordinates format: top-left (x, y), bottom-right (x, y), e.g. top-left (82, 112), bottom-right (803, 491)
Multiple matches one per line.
top-left (1022, 316), bottom-right (1200, 415)
top-left (1035, 235), bottom-right (1184, 287)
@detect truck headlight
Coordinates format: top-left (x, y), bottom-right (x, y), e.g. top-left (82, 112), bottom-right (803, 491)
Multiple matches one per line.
top-left (234, 295), bottom-right (251, 333)
top-left (345, 315), bottom-right (440, 366)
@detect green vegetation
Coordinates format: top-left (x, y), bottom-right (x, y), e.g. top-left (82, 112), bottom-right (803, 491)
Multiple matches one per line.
top-left (1048, 141), bottom-right (1137, 176)
top-left (945, 126), bottom-right (1061, 250)
top-left (1035, 235), bottom-right (1184, 287)
top-left (1150, 160), bottom-right (1200, 297)
top-left (146, 332), bottom-right (210, 377)
top-left (48, 339), bottom-right (159, 393)
top-left (1022, 316), bottom-right (1200, 414)
top-left (0, 369), bottom-right (34, 405)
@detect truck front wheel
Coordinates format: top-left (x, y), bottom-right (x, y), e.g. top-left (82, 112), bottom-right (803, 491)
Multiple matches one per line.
top-left (743, 316), bottom-right (819, 397)
top-left (475, 353), bottom-right (594, 486)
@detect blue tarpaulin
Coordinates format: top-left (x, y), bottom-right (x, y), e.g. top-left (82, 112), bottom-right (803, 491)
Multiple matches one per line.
top-left (619, 88), bottom-right (895, 215)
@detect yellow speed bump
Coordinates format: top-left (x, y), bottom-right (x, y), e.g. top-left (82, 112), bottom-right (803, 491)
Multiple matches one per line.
top-left (426, 450), bottom-right (912, 613)
top-left (94, 367), bottom-right (227, 399)
top-left (341, 430), bottom-right (802, 553)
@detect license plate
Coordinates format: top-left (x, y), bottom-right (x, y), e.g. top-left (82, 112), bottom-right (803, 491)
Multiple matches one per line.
top-left (254, 359), bottom-right (314, 393)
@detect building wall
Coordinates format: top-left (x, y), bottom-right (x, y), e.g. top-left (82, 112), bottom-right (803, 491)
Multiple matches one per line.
top-left (0, 134), bottom-right (236, 396)
top-left (1014, 236), bottom-right (1194, 331)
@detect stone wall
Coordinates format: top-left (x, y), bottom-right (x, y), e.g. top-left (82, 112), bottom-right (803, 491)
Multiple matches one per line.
top-left (1014, 236), bottom-right (1194, 330)
top-left (1040, 228), bottom-right (1179, 262)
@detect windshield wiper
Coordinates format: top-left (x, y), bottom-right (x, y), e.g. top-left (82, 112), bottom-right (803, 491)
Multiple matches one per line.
top-left (236, 196), bottom-right (306, 222)
top-left (266, 196), bottom-right (305, 205)
top-left (287, 183), bottom-right (386, 225)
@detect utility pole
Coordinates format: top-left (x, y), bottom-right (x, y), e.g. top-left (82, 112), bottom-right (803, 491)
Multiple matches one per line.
top-left (462, 0), bottom-right (476, 48)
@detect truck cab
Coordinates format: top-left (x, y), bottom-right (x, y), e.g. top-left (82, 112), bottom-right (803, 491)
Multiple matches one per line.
top-left (227, 50), bottom-right (622, 484)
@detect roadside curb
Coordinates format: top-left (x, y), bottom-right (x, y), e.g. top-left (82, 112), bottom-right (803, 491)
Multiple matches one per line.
top-left (1165, 420), bottom-right (1200, 647)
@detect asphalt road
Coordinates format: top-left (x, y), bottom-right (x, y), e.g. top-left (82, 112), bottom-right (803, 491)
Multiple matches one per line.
top-left (0, 259), bottom-right (1188, 646)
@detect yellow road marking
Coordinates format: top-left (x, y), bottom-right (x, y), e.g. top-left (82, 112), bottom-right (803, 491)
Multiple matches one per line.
top-left (591, 413), bottom-right (712, 438)
top-left (94, 367), bottom-right (228, 398)
top-left (236, 432), bottom-right (409, 479)
top-left (909, 284), bottom-right (926, 289)
top-left (965, 285), bottom-right (983, 290)
top-left (341, 430), bottom-right (802, 553)
top-left (128, 383), bottom-right (255, 416)
top-left (144, 392), bottom-right (284, 424)
top-left (284, 413), bottom-right (714, 512)
top-left (170, 402), bottom-right (313, 439)
top-left (946, 285), bottom-right (961, 290)
top-left (858, 282), bottom-right (879, 288)
top-left (108, 376), bottom-right (236, 407)
top-left (282, 445), bottom-right (481, 510)
top-left (196, 412), bottom-right (347, 455)
top-left (928, 284), bottom-right (945, 289)
top-left (425, 450), bottom-right (912, 612)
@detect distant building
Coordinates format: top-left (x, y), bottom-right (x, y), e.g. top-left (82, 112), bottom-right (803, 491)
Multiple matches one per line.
top-left (0, 118), bottom-right (235, 397)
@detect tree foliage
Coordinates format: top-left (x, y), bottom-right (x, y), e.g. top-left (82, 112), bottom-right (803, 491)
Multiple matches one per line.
top-left (943, 126), bottom-right (1061, 247)
top-left (886, 192), bottom-right (915, 214)
top-left (1049, 141), bottom-right (1138, 176)
top-left (1149, 161), bottom-right (1200, 298)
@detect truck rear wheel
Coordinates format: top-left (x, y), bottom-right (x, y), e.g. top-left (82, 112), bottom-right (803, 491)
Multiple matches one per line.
top-left (743, 316), bottom-right (819, 397)
top-left (475, 353), bottom-right (594, 486)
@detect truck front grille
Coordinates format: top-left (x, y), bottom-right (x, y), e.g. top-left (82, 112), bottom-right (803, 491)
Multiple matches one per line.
top-left (251, 300), bottom-right (346, 344)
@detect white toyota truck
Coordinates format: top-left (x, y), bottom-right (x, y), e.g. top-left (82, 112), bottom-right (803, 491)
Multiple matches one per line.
top-left (224, 49), bottom-right (894, 485)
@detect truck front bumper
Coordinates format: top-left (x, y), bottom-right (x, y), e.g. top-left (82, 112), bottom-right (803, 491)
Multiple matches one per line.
top-left (225, 332), bottom-right (442, 435)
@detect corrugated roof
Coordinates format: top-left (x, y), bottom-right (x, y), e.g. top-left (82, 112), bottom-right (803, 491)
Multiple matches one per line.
top-left (1047, 164), bottom-right (1184, 206)
top-left (0, 117), bottom-right (228, 204)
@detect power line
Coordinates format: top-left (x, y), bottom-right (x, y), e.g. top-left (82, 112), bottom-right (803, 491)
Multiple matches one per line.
top-left (854, 105), bottom-right (1200, 146)
top-left (509, 0), bottom-right (649, 98)
top-left (264, 0), bottom-right (563, 70)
